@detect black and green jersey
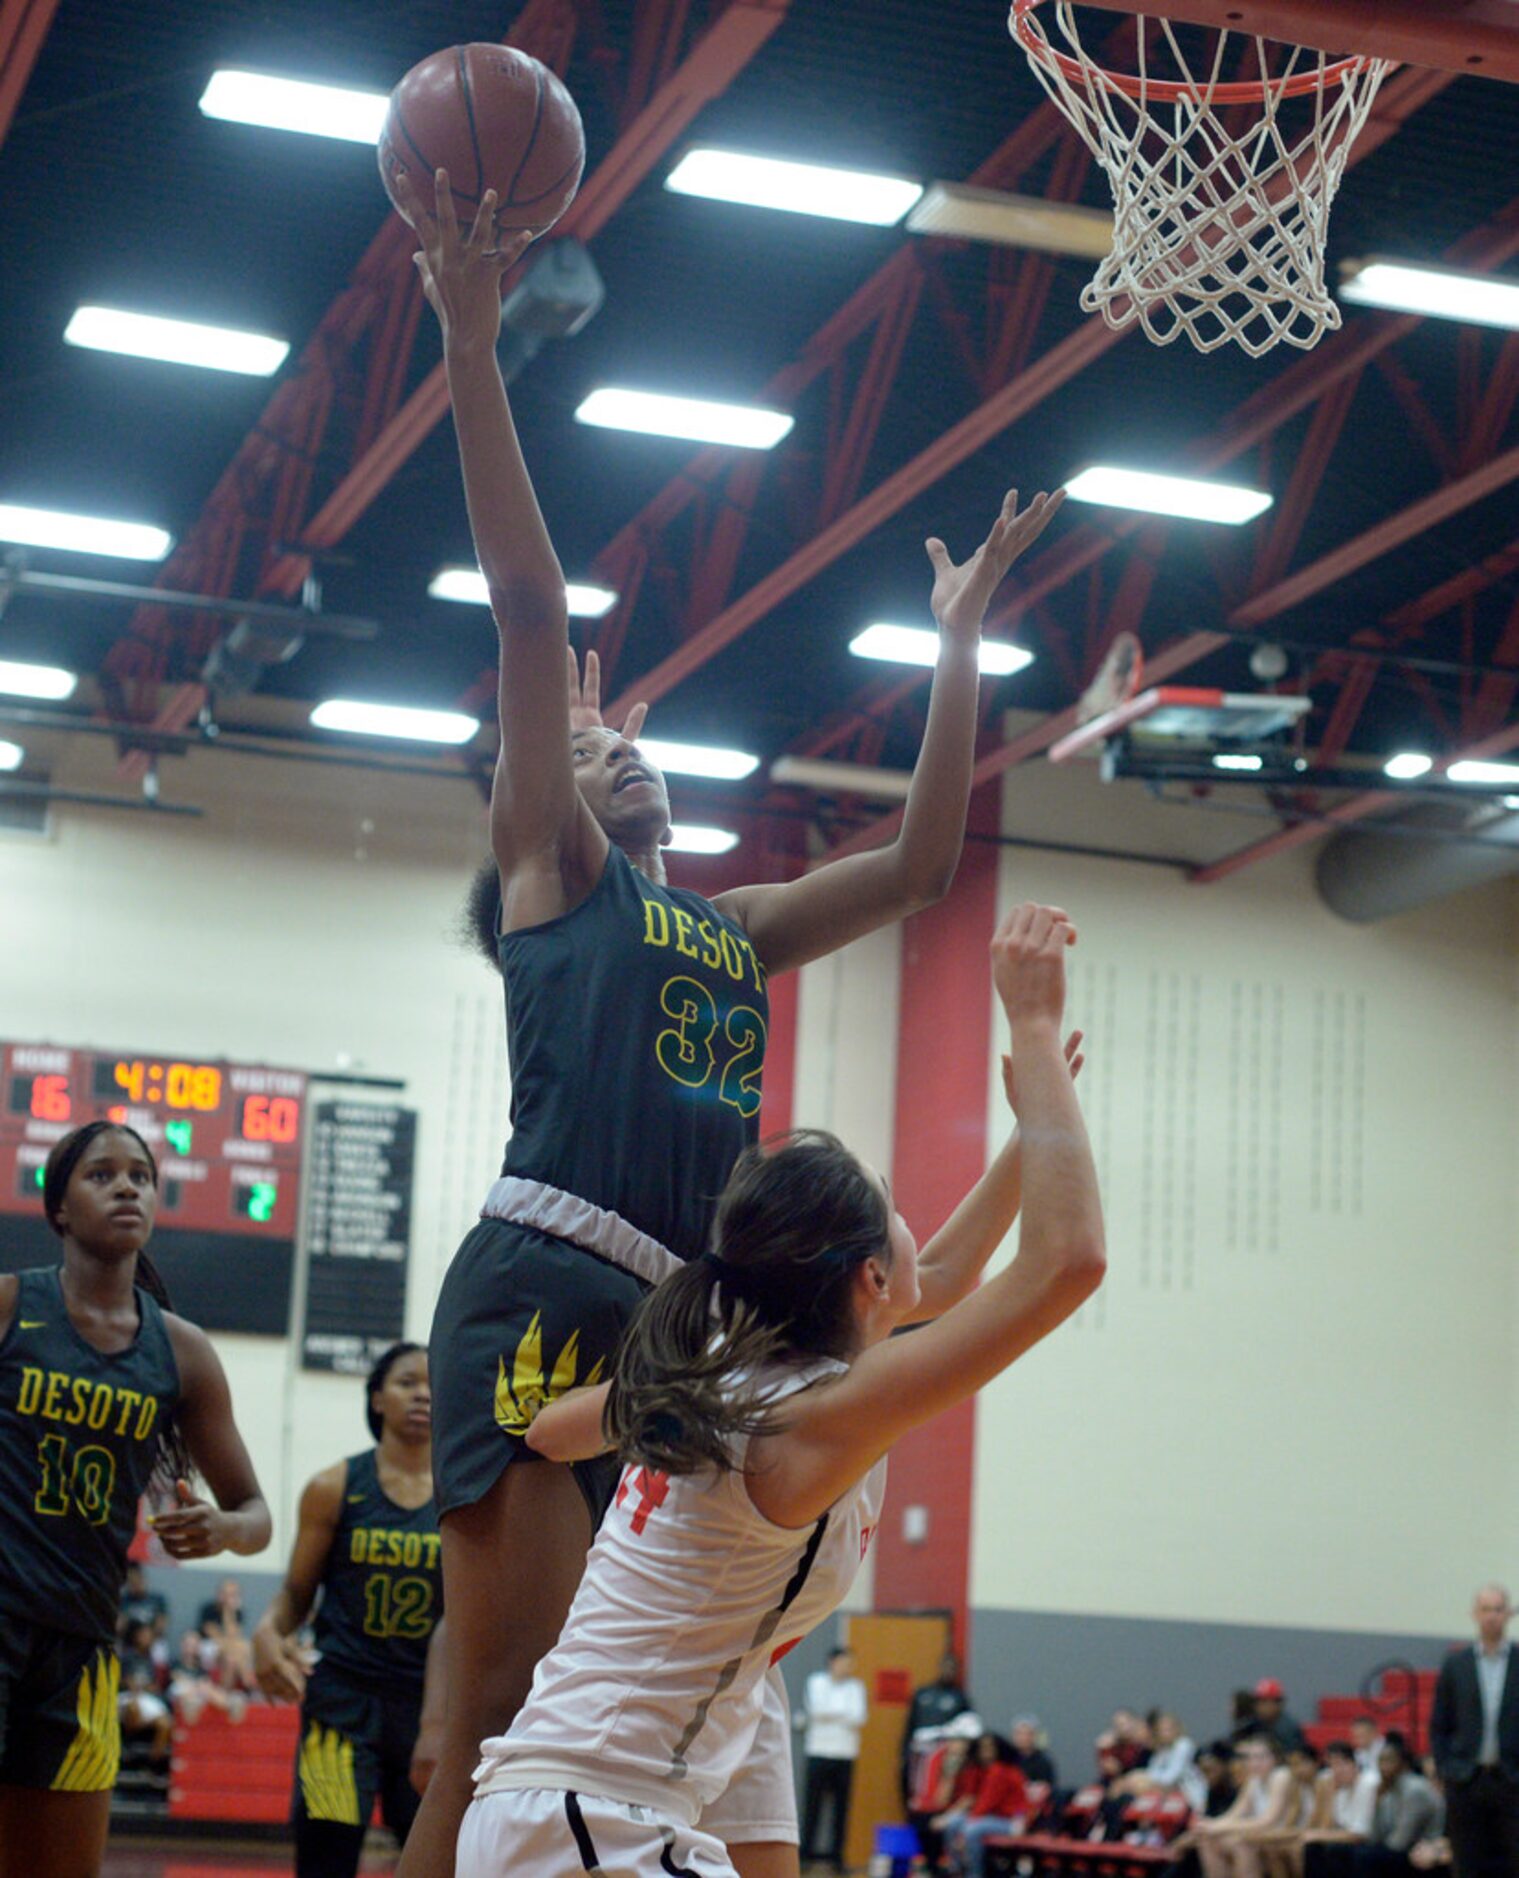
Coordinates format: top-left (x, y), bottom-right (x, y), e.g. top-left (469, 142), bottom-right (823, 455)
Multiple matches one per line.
top-left (312, 1449), bottom-right (441, 1691)
top-left (0, 1267), bottom-right (180, 1643)
top-left (499, 845), bottom-right (770, 1260)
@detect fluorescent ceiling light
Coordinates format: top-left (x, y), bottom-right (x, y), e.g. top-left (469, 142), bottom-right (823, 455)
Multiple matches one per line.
top-left (0, 502), bottom-right (171, 561)
top-left (637, 737), bottom-right (758, 781)
top-left (770, 756), bottom-right (914, 801)
top-left (0, 660), bottom-right (77, 701)
top-left (666, 823), bottom-right (739, 855)
top-left (199, 69), bottom-right (388, 144)
top-left (1340, 258), bottom-right (1519, 331)
top-left (1212, 752), bottom-right (1263, 772)
top-left (575, 389), bottom-right (793, 450)
top-left (849, 622), bottom-right (1033, 677)
top-left (906, 182), bottom-right (1113, 258)
top-left (1065, 466), bottom-right (1272, 526)
top-left (1383, 752), bottom-right (1433, 780)
top-left (64, 307), bottom-right (289, 377)
top-left (310, 699), bottom-right (479, 744)
top-left (666, 148), bottom-right (921, 227)
top-left (0, 740), bottom-right (23, 771)
top-left (428, 565), bottom-right (618, 618)
top-left (1448, 759), bottom-right (1519, 787)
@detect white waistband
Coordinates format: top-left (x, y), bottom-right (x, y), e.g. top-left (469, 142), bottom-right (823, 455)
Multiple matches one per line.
top-left (474, 1752), bottom-right (701, 1827)
top-left (480, 1176), bottom-right (682, 1289)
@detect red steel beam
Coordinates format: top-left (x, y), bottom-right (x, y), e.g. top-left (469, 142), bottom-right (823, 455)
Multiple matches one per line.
top-left (0, 0), bottom-right (58, 147)
top-left (112, 0), bottom-right (787, 769)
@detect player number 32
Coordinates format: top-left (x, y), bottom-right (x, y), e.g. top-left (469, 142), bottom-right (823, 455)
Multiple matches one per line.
top-left (655, 977), bottom-right (765, 1117)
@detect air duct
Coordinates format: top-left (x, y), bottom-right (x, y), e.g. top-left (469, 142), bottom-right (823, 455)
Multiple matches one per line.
top-left (1314, 798), bottom-right (1519, 922)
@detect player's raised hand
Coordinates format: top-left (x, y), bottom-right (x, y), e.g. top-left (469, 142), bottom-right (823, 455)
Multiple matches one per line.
top-left (567, 646), bottom-right (649, 743)
top-left (926, 487), bottom-right (1066, 645)
top-left (394, 167), bottom-right (533, 352)
top-left (991, 901), bottom-right (1076, 1035)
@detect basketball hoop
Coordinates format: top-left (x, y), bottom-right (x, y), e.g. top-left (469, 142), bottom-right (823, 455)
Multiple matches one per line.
top-left (1009, 1), bottom-right (1395, 356)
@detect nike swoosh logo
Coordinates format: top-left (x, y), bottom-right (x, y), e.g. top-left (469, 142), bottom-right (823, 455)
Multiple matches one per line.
top-left (346, 1494), bottom-right (365, 1503)
top-left (19, 1320), bottom-right (45, 1330)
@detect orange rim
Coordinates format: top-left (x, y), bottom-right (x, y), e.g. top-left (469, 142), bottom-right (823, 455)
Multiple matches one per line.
top-left (1011, 0), bottom-right (1377, 105)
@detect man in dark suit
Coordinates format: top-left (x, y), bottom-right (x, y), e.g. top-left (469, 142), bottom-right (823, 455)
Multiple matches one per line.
top-left (1431, 1584), bottom-right (1519, 1878)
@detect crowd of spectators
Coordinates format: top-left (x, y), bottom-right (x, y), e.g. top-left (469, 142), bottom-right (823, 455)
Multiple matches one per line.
top-left (900, 1673), bottom-right (1450, 1878)
top-left (112, 1565), bottom-right (283, 1796)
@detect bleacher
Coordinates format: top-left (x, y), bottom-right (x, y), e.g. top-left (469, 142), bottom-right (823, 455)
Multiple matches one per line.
top-left (169, 1706), bottom-right (298, 1824)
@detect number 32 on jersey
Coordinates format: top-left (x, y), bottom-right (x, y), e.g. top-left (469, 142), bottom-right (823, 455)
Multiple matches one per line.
top-left (655, 977), bottom-right (765, 1118)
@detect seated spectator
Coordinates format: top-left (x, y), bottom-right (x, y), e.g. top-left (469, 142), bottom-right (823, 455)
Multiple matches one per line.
top-left (197, 1576), bottom-right (256, 1692)
top-left (1115, 1710), bottom-right (1201, 1806)
top-left (1172, 1734), bottom-right (1298, 1878)
top-left (903, 1655), bottom-right (976, 1806)
top-left (909, 1714), bottom-right (983, 1867)
top-left (1350, 1737), bottom-right (1442, 1877)
top-left (1301, 1741), bottom-right (1381, 1878)
top-left (1350, 1719), bottom-right (1386, 1775)
top-left (1234, 1681), bottom-right (1309, 1757)
top-left (1010, 1714), bottom-right (1057, 1791)
top-left (1098, 1708), bottom-right (1154, 1776)
top-left (169, 1627), bottom-right (247, 1726)
top-left (1249, 1745), bottom-right (1323, 1878)
top-left (943, 1735), bottom-right (1031, 1878)
top-left (119, 1561), bottom-right (168, 1641)
top-left (1199, 1739), bottom-right (1244, 1817)
top-left (118, 1626), bottom-right (173, 1770)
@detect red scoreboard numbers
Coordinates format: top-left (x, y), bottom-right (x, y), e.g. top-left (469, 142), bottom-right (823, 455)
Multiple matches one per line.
top-left (241, 1094), bottom-right (300, 1145)
top-left (28, 1075), bottom-right (71, 1123)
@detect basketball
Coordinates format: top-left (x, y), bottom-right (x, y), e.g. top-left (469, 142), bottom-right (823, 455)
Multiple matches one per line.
top-left (378, 44), bottom-right (586, 239)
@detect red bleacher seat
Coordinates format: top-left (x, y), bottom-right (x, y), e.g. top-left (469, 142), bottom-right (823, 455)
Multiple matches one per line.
top-left (169, 1703), bottom-right (385, 1828)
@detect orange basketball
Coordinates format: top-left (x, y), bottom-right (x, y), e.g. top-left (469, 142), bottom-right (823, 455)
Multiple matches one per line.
top-left (378, 45), bottom-right (586, 238)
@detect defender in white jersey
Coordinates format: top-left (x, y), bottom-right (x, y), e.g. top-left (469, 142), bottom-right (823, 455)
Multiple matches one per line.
top-left (459, 902), bottom-right (1107, 1878)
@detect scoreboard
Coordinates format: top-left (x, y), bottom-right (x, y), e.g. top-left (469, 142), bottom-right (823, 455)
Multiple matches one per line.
top-left (0, 1042), bottom-right (307, 1333)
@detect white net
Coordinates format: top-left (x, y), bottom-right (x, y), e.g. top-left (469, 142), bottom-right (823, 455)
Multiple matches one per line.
top-left (1010, 3), bottom-right (1395, 357)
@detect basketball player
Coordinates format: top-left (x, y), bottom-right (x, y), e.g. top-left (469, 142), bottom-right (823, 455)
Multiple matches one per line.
top-left (252, 1342), bottom-right (439, 1878)
top-left (0, 1119), bottom-right (271, 1878)
top-left (457, 900), bottom-right (1104, 1877)
top-left (390, 163), bottom-right (1066, 1878)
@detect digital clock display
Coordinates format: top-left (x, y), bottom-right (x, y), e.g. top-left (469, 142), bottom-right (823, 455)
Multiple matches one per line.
top-left (92, 1059), bottom-right (224, 1110)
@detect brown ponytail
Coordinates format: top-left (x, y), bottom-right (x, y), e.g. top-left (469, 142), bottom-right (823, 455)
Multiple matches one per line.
top-left (604, 1131), bottom-right (890, 1477)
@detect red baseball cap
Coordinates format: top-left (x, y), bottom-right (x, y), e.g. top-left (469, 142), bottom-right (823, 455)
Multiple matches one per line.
top-left (1254, 1678), bottom-right (1285, 1699)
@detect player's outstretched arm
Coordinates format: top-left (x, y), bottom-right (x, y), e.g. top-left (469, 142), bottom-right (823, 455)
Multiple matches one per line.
top-left (904, 1027), bottom-right (1084, 1325)
top-left (153, 1320), bottom-right (272, 1557)
top-left (747, 903), bottom-right (1103, 1528)
top-left (251, 1463), bottom-right (345, 1701)
top-left (396, 165), bottom-right (604, 900)
top-left (714, 489), bottom-right (1065, 977)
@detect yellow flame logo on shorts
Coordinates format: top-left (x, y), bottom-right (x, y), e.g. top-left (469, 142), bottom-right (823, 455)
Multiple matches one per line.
top-left (494, 1311), bottom-right (605, 1435)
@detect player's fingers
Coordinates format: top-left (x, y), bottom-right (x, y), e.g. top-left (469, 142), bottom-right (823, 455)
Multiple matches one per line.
top-left (1064, 1028), bottom-right (1084, 1060)
top-left (468, 188), bottom-right (498, 251)
top-left (623, 701), bottom-right (649, 744)
top-left (434, 168), bottom-right (460, 248)
top-left (924, 536), bottom-right (952, 574)
top-left (582, 647), bottom-right (601, 712)
top-left (565, 644), bottom-right (581, 699)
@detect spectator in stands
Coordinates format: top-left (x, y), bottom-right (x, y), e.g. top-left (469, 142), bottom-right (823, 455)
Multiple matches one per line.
top-left (1101, 1708), bottom-right (1155, 1775)
top-left (1431, 1582), bottom-right (1519, 1878)
top-left (197, 1575), bottom-right (256, 1692)
top-left (118, 1625), bottom-right (173, 1774)
top-left (801, 1646), bottom-right (868, 1875)
top-left (1010, 1714), bottom-right (1057, 1790)
top-left (944, 1734), bottom-right (1031, 1878)
top-left (1200, 1740), bottom-right (1244, 1817)
top-left (1248, 1746), bottom-right (1323, 1878)
top-left (1300, 1741), bottom-right (1381, 1878)
top-left (1172, 1733), bottom-right (1297, 1878)
top-left (1116, 1710), bottom-right (1202, 1806)
top-left (1235, 1682), bottom-right (1309, 1758)
top-left (1353, 1736), bottom-right (1442, 1875)
top-left (910, 1718), bottom-right (983, 1869)
top-left (169, 1627), bottom-right (245, 1727)
top-left (119, 1561), bottom-right (168, 1642)
top-left (903, 1655), bottom-right (976, 1805)
top-left (1351, 1720), bottom-right (1386, 1776)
